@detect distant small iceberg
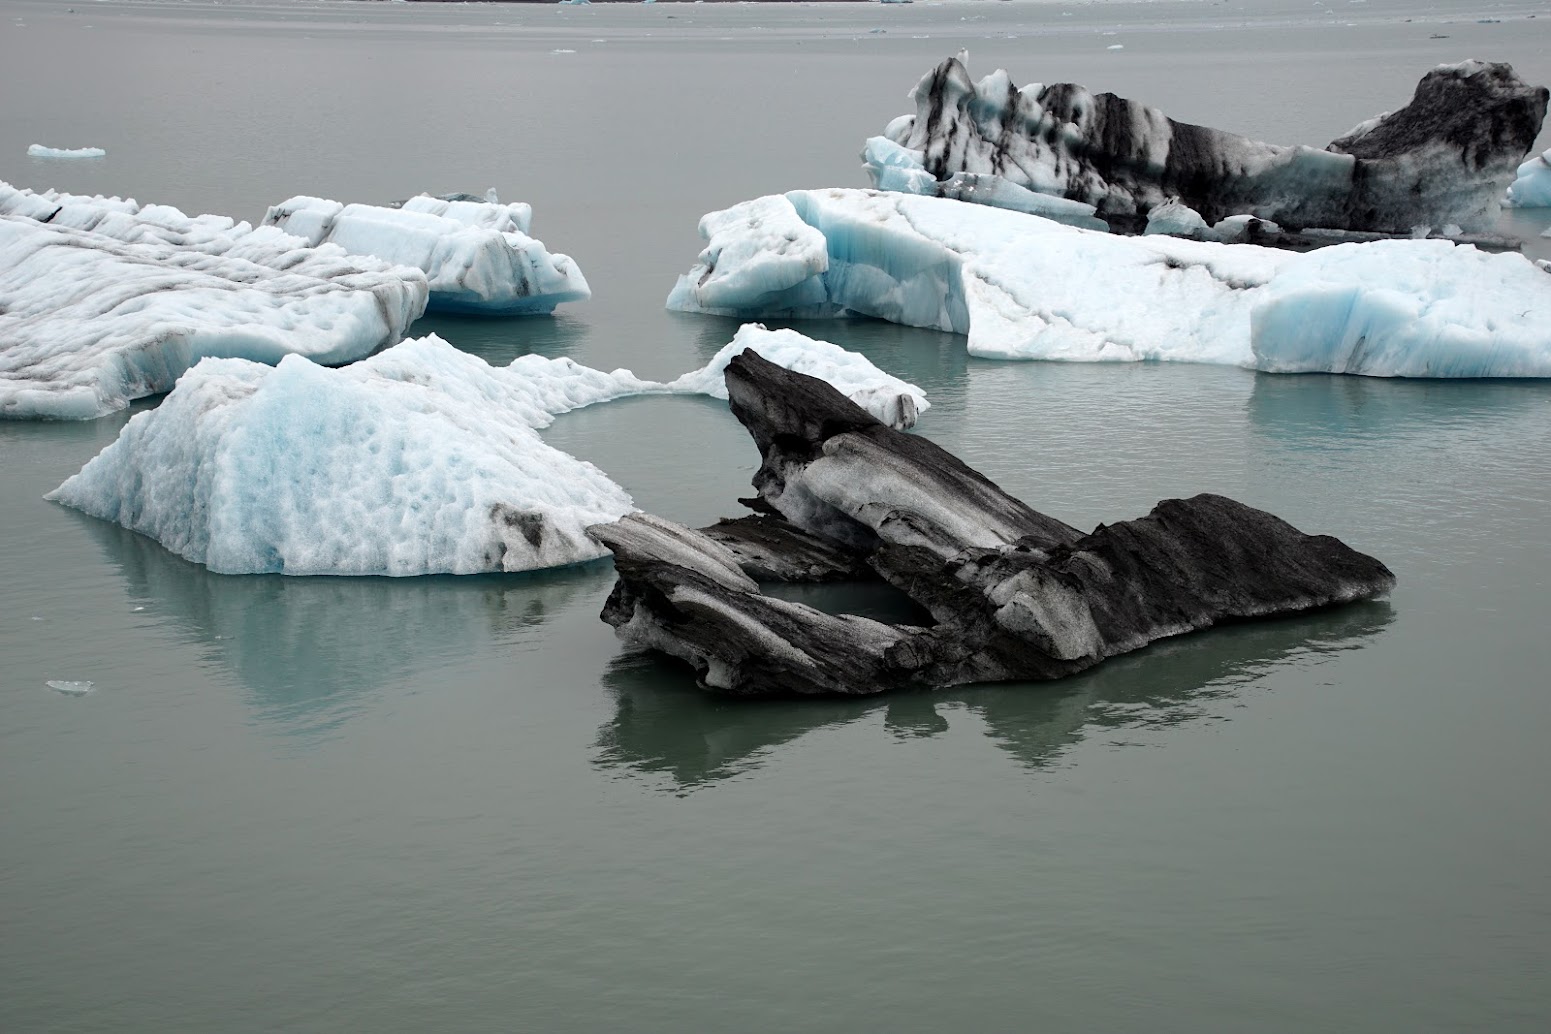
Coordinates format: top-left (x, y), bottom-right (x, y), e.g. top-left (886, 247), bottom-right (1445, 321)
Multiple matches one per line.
top-left (28, 144), bottom-right (105, 159)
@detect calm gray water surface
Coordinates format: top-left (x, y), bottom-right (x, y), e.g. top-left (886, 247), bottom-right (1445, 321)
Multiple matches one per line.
top-left (3, 1), bottom-right (1551, 1030)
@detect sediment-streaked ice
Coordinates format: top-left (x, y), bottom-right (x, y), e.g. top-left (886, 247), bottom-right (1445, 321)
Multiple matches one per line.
top-left (49, 328), bottom-right (931, 576)
top-left (667, 323), bottom-right (928, 429)
top-left (0, 182), bottom-right (428, 420)
top-left (263, 193), bottom-right (590, 315)
top-left (667, 188), bottom-right (1551, 377)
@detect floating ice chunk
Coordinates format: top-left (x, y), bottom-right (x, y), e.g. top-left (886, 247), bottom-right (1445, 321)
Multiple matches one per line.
top-left (49, 326), bottom-right (932, 575)
top-left (263, 194), bottom-right (588, 315)
top-left (1144, 199), bottom-right (1211, 236)
top-left (1107, 44), bottom-right (1125, 50)
top-left (879, 55), bottom-right (1548, 233)
top-left (665, 194), bottom-right (834, 316)
top-left (0, 181), bottom-right (428, 420)
top-left (667, 323), bottom-right (929, 429)
top-left (47, 680), bottom-right (94, 695)
top-left (48, 337), bottom-right (645, 576)
top-left (1249, 241), bottom-right (1551, 376)
top-left (1504, 148), bottom-right (1551, 207)
top-left (28, 144), bottom-right (105, 158)
top-left (668, 188), bottom-right (1551, 377)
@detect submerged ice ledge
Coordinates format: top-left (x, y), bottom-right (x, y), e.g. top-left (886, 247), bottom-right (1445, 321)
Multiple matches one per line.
top-left (48, 326), bottom-right (928, 577)
top-left (667, 189), bottom-right (1551, 378)
top-left (263, 193), bottom-right (591, 316)
top-left (0, 181), bottom-right (429, 420)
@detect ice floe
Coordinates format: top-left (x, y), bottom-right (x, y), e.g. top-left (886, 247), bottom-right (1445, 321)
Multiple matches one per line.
top-left (47, 680), bottom-right (95, 695)
top-left (49, 327), bottom-right (931, 576)
top-left (667, 189), bottom-right (1551, 377)
top-left (1505, 147), bottom-right (1551, 208)
top-left (0, 182), bottom-right (428, 420)
top-left (263, 193), bottom-right (590, 315)
top-left (28, 144), bottom-right (105, 158)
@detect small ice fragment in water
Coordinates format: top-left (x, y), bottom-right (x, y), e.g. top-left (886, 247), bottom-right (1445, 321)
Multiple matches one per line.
top-left (47, 680), bottom-right (94, 695)
top-left (133, 605), bottom-right (145, 612)
top-left (1107, 44), bottom-right (1125, 50)
top-left (28, 144), bottom-right (106, 158)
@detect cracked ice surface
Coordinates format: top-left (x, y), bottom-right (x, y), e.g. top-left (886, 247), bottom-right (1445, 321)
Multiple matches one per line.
top-left (0, 181), bottom-right (428, 420)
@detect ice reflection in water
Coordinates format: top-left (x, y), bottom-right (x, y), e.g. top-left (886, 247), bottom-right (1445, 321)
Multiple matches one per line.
top-left (595, 601), bottom-right (1393, 792)
top-left (73, 514), bottom-right (611, 734)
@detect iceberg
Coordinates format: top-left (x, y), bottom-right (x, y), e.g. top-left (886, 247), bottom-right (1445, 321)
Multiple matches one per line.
top-left (1504, 147), bottom-right (1551, 207)
top-left (28, 144), bottom-right (105, 159)
top-left (49, 328), bottom-right (930, 576)
top-left (0, 182), bottom-right (428, 420)
top-left (590, 353), bottom-right (1396, 696)
top-left (262, 193), bottom-right (590, 315)
top-left (48, 337), bottom-right (646, 577)
top-left (667, 188), bottom-right (1551, 377)
top-left (870, 56), bottom-right (1548, 234)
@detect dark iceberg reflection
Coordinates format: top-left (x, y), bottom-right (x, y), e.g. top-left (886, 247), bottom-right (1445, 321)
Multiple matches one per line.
top-left (594, 601), bottom-right (1392, 792)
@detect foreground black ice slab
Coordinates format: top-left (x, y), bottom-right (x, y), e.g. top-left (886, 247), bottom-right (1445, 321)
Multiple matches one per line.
top-left (870, 55), bottom-right (1548, 235)
top-left (589, 353), bottom-right (1395, 697)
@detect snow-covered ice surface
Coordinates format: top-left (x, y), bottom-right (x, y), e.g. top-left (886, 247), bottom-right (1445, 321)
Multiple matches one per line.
top-left (49, 327), bottom-right (930, 576)
top-left (263, 194), bottom-right (590, 315)
top-left (667, 189), bottom-right (1551, 377)
top-left (667, 323), bottom-right (929, 430)
top-left (1505, 148), bottom-right (1551, 208)
top-left (0, 181), bottom-right (429, 420)
top-left (27, 145), bottom-right (105, 158)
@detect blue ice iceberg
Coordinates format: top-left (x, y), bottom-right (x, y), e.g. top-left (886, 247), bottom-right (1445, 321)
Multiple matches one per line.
top-left (1504, 148), bottom-right (1551, 208)
top-left (667, 189), bottom-right (1551, 377)
top-left (0, 181), bottom-right (428, 420)
top-left (49, 328), bottom-right (928, 576)
top-left (263, 193), bottom-right (590, 315)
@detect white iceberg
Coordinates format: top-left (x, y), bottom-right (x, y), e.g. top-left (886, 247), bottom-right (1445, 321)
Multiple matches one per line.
top-left (49, 328), bottom-right (930, 576)
top-left (0, 182), bottom-right (428, 420)
top-left (667, 188), bottom-right (1551, 377)
top-left (263, 193), bottom-right (590, 315)
top-left (28, 144), bottom-right (105, 159)
top-left (667, 323), bottom-right (929, 430)
top-left (1504, 147), bottom-right (1551, 207)
top-left (48, 337), bottom-right (645, 576)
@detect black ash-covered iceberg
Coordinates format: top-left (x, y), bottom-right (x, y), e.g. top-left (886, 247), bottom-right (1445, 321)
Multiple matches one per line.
top-left (589, 353), bottom-right (1395, 696)
top-left (866, 55), bottom-right (1548, 235)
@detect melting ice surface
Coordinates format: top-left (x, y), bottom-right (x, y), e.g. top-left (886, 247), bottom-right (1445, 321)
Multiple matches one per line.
top-left (1505, 148), bottom-right (1551, 208)
top-left (0, 181), bottom-right (428, 420)
top-left (668, 189), bottom-right (1551, 378)
top-left (263, 194), bottom-right (591, 315)
top-left (48, 327), bottom-right (926, 577)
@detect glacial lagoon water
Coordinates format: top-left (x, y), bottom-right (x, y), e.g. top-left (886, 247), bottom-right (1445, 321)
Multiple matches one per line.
top-left (4, 0), bottom-right (1551, 1029)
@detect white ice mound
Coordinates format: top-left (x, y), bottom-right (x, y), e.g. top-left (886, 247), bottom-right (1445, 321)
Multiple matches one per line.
top-left (263, 193), bottom-right (590, 315)
top-left (0, 181), bottom-right (428, 420)
top-left (48, 336), bottom-right (648, 576)
top-left (667, 189), bottom-right (1551, 377)
top-left (1504, 147), bottom-right (1551, 207)
top-left (667, 323), bottom-right (929, 430)
top-left (28, 144), bottom-right (105, 159)
top-left (48, 328), bottom-right (932, 576)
